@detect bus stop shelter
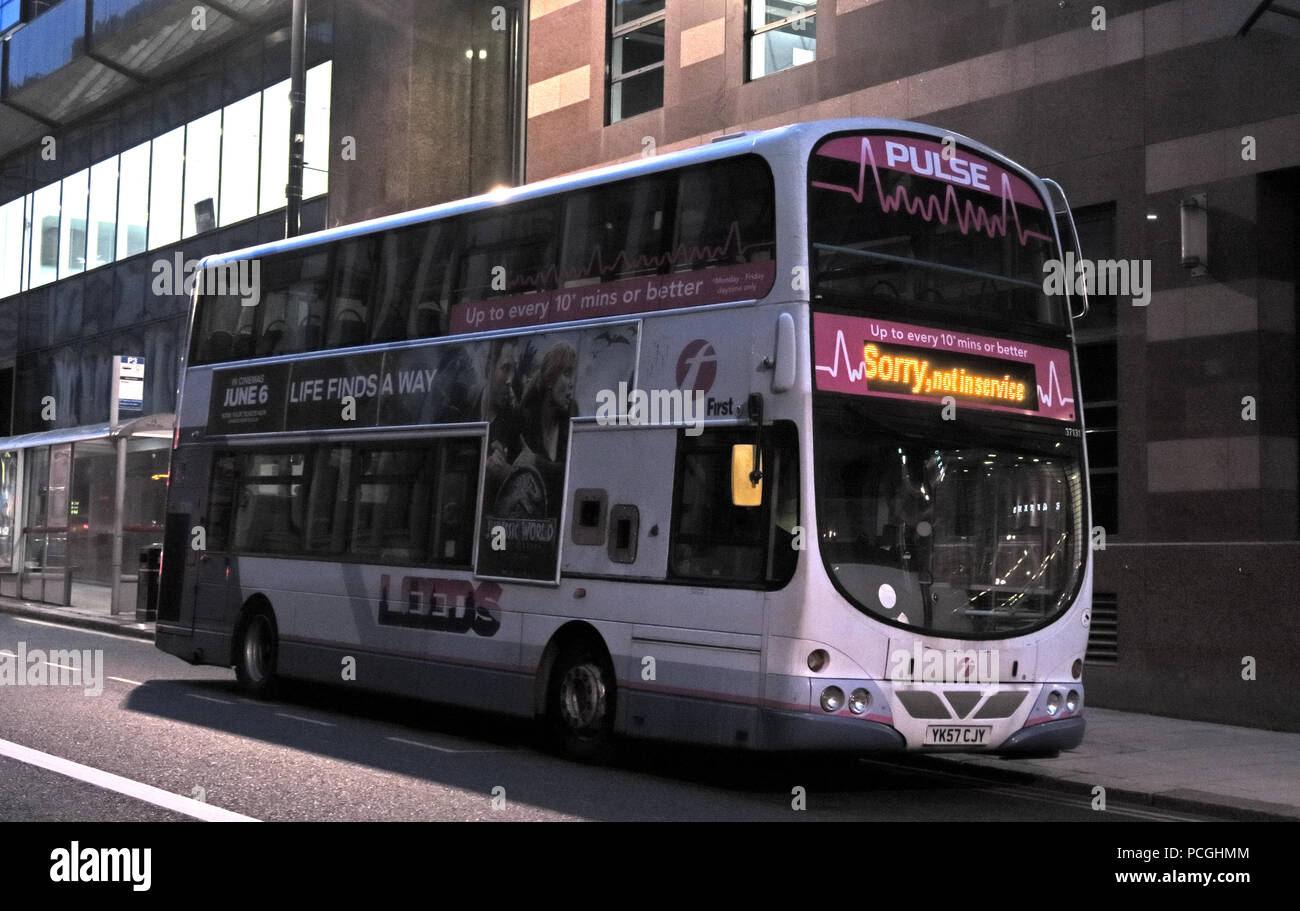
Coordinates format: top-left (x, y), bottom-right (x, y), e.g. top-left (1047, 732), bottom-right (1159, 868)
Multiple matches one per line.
top-left (0, 414), bottom-right (175, 613)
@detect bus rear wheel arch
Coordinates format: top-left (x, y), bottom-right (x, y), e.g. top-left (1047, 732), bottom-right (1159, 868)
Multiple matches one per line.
top-left (540, 629), bottom-right (617, 763)
top-left (233, 599), bottom-right (279, 699)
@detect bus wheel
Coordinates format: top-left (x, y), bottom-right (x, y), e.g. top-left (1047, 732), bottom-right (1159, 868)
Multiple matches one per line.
top-left (546, 643), bottom-right (616, 763)
top-left (234, 609), bottom-right (279, 698)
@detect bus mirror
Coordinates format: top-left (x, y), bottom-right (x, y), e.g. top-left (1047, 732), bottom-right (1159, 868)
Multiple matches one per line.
top-left (1041, 177), bottom-right (1089, 322)
top-left (731, 445), bottom-right (763, 507)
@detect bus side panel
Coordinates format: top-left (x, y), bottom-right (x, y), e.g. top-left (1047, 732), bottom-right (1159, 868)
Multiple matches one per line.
top-left (561, 424), bottom-right (675, 578)
top-left (274, 639), bottom-right (536, 718)
top-left (236, 557), bottom-right (531, 714)
top-left (521, 583), bottom-right (765, 748)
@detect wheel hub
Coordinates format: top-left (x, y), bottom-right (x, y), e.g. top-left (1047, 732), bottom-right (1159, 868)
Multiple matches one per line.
top-left (560, 664), bottom-right (606, 731)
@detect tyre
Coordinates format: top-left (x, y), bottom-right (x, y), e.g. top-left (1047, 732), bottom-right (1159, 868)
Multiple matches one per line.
top-left (234, 609), bottom-right (279, 698)
top-left (546, 642), bottom-right (616, 763)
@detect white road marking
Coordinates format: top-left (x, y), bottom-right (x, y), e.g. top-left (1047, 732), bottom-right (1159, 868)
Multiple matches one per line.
top-left (0, 652), bottom-right (121, 677)
top-left (0, 737), bottom-right (258, 822)
top-left (12, 616), bottom-right (153, 642)
top-left (108, 676), bottom-right (144, 686)
top-left (187, 694), bottom-right (236, 705)
top-left (276, 712), bottom-right (335, 727)
top-left (388, 736), bottom-right (458, 753)
top-left (386, 735), bottom-right (512, 754)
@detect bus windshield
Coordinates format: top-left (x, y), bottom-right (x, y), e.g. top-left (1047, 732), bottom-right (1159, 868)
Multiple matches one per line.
top-left (809, 131), bottom-right (1067, 331)
top-left (815, 399), bottom-right (1086, 637)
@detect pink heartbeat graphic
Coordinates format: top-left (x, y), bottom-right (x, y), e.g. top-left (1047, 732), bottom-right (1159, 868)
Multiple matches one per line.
top-left (502, 221), bottom-right (767, 292)
top-left (812, 137), bottom-right (1054, 247)
top-left (1035, 359), bottom-right (1075, 408)
top-left (815, 329), bottom-right (867, 381)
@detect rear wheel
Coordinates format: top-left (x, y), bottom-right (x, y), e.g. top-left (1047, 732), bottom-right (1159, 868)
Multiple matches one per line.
top-left (546, 643), bottom-right (616, 763)
top-left (234, 610), bottom-right (278, 698)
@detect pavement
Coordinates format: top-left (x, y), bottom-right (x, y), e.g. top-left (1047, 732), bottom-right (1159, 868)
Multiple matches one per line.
top-left (2, 590), bottom-right (1298, 821)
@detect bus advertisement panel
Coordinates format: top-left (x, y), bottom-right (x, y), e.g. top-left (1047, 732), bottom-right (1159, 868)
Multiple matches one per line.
top-left (207, 323), bottom-right (638, 581)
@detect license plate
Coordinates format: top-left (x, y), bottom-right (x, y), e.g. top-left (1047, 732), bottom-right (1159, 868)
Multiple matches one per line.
top-left (925, 725), bottom-right (992, 746)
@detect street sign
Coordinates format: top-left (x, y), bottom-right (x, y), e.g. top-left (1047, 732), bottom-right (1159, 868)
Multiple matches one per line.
top-left (117, 356), bottom-right (145, 412)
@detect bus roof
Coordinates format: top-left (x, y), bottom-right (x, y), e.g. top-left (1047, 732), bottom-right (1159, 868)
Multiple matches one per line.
top-left (197, 118), bottom-right (1048, 270)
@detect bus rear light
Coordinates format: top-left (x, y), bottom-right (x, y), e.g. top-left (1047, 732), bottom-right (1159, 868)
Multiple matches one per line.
top-left (820, 686), bottom-right (844, 712)
top-left (848, 688), bottom-right (871, 714)
top-left (807, 649), bottom-right (829, 672)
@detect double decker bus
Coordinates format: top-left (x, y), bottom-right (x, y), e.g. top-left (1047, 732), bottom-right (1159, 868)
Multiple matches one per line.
top-left (156, 119), bottom-right (1092, 759)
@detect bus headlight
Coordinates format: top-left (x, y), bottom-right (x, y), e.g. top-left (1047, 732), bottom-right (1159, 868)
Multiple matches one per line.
top-left (848, 688), bottom-right (871, 714)
top-left (1066, 690), bottom-right (1079, 712)
top-left (1046, 690), bottom-right (1062, 716)
top-left (820, 686), bottom-right (845, 712)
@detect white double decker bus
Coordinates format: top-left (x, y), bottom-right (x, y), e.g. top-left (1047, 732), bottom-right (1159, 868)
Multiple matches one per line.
top-left (156, 119), bottom-right (1093, 759)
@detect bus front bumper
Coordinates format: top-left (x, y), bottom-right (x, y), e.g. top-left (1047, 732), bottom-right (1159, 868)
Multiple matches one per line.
top-left (996, 715), bottom-right (1086, 754)
top-left (760, 709), bottom-right (907, 751)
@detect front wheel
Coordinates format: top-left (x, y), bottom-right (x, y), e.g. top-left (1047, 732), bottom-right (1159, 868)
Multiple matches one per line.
top-left (546, 644), bottom-right (616, 763)
top-left (234, 610), bottom-right (278, 698)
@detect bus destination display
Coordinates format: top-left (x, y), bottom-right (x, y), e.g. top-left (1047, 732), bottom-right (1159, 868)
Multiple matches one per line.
top-left (813, 312), bottom-right (1076, 422)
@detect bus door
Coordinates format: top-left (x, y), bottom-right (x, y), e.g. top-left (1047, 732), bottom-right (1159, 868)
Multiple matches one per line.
top-left (157, 444), bottom-right (204, 628)
top-left (188, 450), bottom-right (239, 634)
top-left (563, 422), bottom-right (768, 745)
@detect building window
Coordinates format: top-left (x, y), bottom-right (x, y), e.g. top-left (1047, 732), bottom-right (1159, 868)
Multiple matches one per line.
top-left (748, 1), bottom-right (817, 80)
top-left (117, 142), bottom-right (151, 260)
top-left (0, 0), bottom-right (21, 34)
top-left (607, 1), bottom-right (665, 124)
top-left (1072, 204), bottom-right (1119, 536)
top-left (0, 61), bottom-right (332, 302)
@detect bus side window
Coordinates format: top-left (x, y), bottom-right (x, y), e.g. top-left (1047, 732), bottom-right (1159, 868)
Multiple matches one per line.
top-left (456, 202), bottom-right (558, 304)
top-left (206, 453), bottom-right (238, 551)
top-left (673, 158), bottom-right (776, 271)
top-left (304, 446), bottom-right (353, 555)
top-left (368, 222), bottom-right (457, 343)
top-left (669, 431), bottom-right (767, 584)
top-left (371, 229), bottom-right (412, 343)
top-left (326, 237), bottom-right (377, 349)
top-left (253, 250), bottom-right (330, 356)
top-left (767, 428), bottom-right (800, 585)
top-left (194, 293), bottom-right (241, 363)
top-left (560, 175), bottom-right (671, 285)
top-left (233, 452), bottom-right (306, 555)
top-left (433, 440), bottom-right (480, 564)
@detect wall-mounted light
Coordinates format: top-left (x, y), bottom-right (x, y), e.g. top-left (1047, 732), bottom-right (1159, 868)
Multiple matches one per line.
top-left (1181, 193), bottom-right (1207, 276)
